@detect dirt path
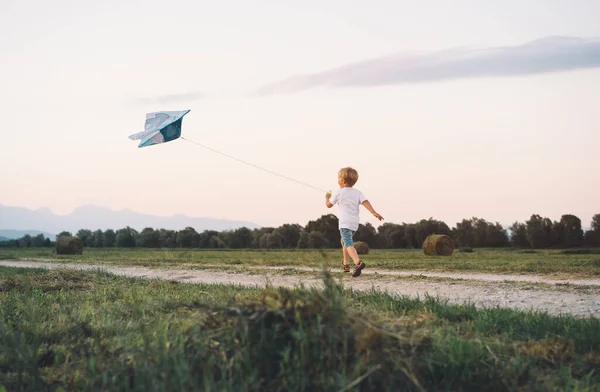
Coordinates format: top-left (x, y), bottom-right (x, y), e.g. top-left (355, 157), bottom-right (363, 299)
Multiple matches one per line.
top-left (2, 260), bottom-right (600, 318)
top-left (237, 265), bottom-right (600, 286)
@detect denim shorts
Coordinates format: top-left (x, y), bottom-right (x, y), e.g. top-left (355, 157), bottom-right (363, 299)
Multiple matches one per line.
top-left (340, 228), bottom-right (355, 248)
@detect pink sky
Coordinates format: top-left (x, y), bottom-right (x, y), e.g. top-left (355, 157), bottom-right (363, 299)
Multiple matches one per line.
top-left (1, 0), bottom-right (599, 229)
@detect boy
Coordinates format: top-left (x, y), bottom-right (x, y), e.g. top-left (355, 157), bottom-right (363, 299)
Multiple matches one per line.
top-left (325, 167), bottom-right (384, 277)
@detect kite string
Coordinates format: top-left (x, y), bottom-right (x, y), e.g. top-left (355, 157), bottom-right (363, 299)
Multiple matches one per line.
top-left (180, 136), bottom-right (328, 193)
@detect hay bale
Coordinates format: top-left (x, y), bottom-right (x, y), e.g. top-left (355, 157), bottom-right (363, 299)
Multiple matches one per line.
top-left (354, 241), bottom-right (369, 255)
top-left (423, 234), bottom-right (454, 256)
top-left (56, 236), bottom-right (84, 255)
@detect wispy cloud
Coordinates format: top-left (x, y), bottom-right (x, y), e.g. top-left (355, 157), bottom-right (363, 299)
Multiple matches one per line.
top-left (135, 91), bottom-right (204, 105)
top-left (256, 36), bottom-right (600, 95)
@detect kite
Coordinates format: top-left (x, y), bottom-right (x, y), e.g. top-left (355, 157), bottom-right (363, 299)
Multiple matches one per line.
top-left (129, 110), bottom-right (190, 148)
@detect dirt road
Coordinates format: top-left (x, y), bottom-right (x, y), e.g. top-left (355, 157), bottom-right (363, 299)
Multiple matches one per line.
top-left (2, 260), bottom-right (600, 318)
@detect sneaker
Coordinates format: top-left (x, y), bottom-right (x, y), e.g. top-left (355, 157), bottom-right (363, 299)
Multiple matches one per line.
top-left (352, 260), bottom-right (366, 277)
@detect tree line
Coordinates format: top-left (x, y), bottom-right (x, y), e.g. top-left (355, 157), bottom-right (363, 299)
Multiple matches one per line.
top-left (3, 213), bottom-right (599, 250)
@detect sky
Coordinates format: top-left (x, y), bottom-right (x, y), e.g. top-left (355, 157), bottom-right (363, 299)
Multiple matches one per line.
top-left (1, 0), bottom-right (599, 229)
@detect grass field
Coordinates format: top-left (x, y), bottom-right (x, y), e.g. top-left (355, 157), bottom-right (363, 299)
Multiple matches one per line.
top-left (1, 265), bottom-right (599, 391)
top-left (2, 247), bottom-right (600, 277)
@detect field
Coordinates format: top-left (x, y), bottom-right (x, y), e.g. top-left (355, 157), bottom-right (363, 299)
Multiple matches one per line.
top-left (1, 265), bottom-right (600, 391)
top-left (3, 247), bottom-right (600, 277)
top-left (2, 248), bottom-right (600, 390)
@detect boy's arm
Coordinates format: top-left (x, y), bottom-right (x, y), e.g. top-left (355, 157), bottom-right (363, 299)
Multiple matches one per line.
top-left (325, 193), bottom-right (334, 208)
top-left (361, 200), bottom-right (384, 221)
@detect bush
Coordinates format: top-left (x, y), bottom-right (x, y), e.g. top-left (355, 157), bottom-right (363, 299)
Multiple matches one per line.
top-left (459, 247), bottom-right (473, 253)
top-left (56, 236), bottom-right (84, 255)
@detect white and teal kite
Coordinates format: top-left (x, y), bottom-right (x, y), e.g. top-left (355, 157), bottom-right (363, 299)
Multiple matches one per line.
top-left (129, 110), bottom-right (190, 148)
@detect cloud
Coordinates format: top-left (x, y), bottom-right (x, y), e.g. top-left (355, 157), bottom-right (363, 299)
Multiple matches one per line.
top-left (135, 91), bottom-right (204, 105)
top-left (256, 36), bottom-right (600, 95)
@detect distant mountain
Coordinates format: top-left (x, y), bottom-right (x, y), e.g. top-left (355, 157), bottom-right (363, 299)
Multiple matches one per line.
top-left (0, 236), bottom-right (10, 242)
top-left (0, 229), bottom-right (56, 240)
top-left (0, 204), bottom-right (261, 234)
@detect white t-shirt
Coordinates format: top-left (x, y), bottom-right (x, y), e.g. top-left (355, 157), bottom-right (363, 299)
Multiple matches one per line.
top-left (329, 187), bottom-right (367, 231)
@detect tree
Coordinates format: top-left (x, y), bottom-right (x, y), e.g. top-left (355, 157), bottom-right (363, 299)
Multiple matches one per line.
top-left (0, 239), bottom-right (18, 248)
top-left (260, 232), bottom-right (284, 249)
top-left (275, 224), bottom-right (302, 248)
top-left (219, 228), bottom-right (253, 248)
top-left (404, 224), bottom-right (418, 248)
top-left (20, 234), bottom-right (32, 247)
top-left (526, 215), bottom-right (553, 249)
top-left (377, 223), bottom-right (406, 248)
top-left (138, 228), bottom-right (160, 248)
top-left (115, 227), bottom-right (137, 247)
top-left (551, 220), bottom-right (564, 247)
top-left (251, 228), bottom-right (275, 249)
top-left (297, 231), bottom-right (309, 249)
top-left (509, 222), bottom-right (529, 248)
top-left (584, 230), bottom-right (600, 247)
top-left (198, 230), bottom-right (219, 248)
top-left (452, 218), bottom-right (508, 248)
top-left (76, 229), bottom-right (93, 247)
top-left (92, 230), bottom-right (104, 248)
top-left (56, 231), bottom-right (72, 240)
top-left (227, 227), bottom-right (253, 249)
top-left (408, 218), bottom-right (452, 248)
top-left (103, 229), bottom-right (116, 247)
top-left (585, 214), bottom-right (600, 248)
top-left (556, 214), bottom-right (584, 248)
top-left (354, 223), bottom-right (377, 247)
top-left (485, 222), bottom-right (509, 247)
top-left (471, 218), bottom-right (489, 247)
top-left (453, 219), bottom-right (474, 248)
top-left (305, 214), bottom-right (339, 247)
top-left (307, 231), bottom-right (328, 249)
top-left (158, 229), bottom-right (177, 248)
top-left (207, 235), bottom-right (221, 248)
top-left (388, 229), bottom-right (407, 248)
top-left (176, 227), bottom-right (200, 248)
top-left (591, 214), bottom-right (600, 232)
top-left (31, 234), bottom-right (46, 247)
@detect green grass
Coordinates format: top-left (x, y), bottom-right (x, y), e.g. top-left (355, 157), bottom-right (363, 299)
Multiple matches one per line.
top-left (1, 266), bottom-right (599, 391)
top-left (3, 247), bottom-right (600, 277)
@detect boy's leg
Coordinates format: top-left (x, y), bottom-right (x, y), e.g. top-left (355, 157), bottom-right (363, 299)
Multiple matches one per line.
top-left (340, 237), bottom-right (350, 272)
top-left (348, 245), bottom-right (366, 277)
top-left (343, 245), bottom-right (350, 265)
top-left (346, 245), bottom-right (361, 265)
top-left (341, 229), bottom-right (366, 277)
top-left (340, 229), bottom-right (360, 265)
